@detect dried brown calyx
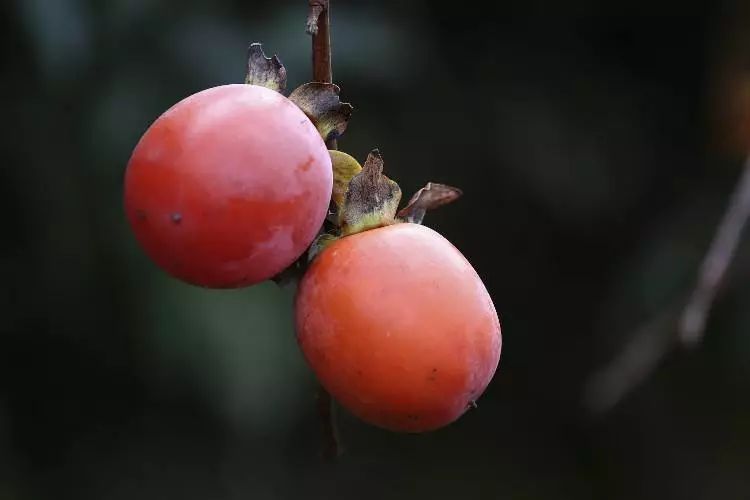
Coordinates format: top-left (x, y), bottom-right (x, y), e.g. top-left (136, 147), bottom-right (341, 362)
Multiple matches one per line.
top-left (245, 43), bottom-right (287, 92)
top-left (397, 183), bottom-right (463, 224)
top-left (245, 42), bottom-right (353, 145)
top-left (288, 83), bottom-right (353, 143)
top-left (339, 149), bottom-right (401, 236)
top-left (307, 148), bottom-right (463, 259)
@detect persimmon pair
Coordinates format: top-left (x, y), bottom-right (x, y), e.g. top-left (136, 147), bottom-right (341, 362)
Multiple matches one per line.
top-left (123, 46), bottom-right (501, 432)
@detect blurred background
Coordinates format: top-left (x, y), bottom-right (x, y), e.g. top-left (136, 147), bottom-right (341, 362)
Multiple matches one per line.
top-left (3, 0), bottom-right (750, 498)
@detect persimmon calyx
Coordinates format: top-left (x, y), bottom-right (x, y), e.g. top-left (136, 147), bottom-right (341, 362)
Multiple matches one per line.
top-left (329, 150), bottom-right (363, 222)
top-left (308, 233), bottom-right (339, 261)
top-left (245, 43), bottom-right (287, 92)
top-left (397, 183), bottom-right (463, 224)
top-left (339, 149), bottom-right (401, 236)
top-left (328, 149), bottom-right (462, 238)
top-left (288, 82), bottom-right (353, 142)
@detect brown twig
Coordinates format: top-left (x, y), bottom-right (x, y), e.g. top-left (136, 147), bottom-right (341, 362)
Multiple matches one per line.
top-left (307, 0), bottom-right (341, 459)
top-left (585, 156), bottom-right (750, 413)
top-left (307, 0), bottom-right (336, 149)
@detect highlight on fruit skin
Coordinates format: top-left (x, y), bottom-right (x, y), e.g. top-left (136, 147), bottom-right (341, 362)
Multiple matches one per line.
top-left (294, 222), bottom-right (502, 432)
top-left (124, 83), bottom-right (333, 288)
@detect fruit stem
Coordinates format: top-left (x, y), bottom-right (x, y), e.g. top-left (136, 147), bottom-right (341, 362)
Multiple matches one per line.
top-left (307, 0), bottom-right (337, 149)
top-left (307, 0), bottom-right (341, 460)
top-left (317, 383), bottom-right (341, 459)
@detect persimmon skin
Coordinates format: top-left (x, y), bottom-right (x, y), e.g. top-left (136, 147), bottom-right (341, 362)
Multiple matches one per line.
top-left (295, 223), bottom-right (502, 432)
top-left (124, 84), bottom-right (332, 288)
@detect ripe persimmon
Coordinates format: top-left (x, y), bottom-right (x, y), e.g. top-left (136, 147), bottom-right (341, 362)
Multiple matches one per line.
top-left (295, 222), bottom-right (501, 432)
top-left (124, 84), bottom-right (332, 288)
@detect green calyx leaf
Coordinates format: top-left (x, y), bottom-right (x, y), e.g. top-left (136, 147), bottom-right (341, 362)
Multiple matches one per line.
top-left (339, 149), bottom-right (402, 236)
top-left (329, 150), bottom-right (363, 223)
top-left (397, 183), bottom-right (463, 224)
top-left (288, 83), bottom-right (353, 142)
top-left (245, 43), bottom-right (287, 92)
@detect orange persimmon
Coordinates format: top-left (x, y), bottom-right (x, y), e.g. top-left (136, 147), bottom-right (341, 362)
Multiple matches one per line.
top-left (295, 222), bottom-right (502, 432)
top-left (124, 84), bottom-right (332, 288)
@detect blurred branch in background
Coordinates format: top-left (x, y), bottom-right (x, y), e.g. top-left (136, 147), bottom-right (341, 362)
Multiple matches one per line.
top-left (585, 156), bottom-right (750, 413)
top-left (679, 157), bottom-right (750, 345)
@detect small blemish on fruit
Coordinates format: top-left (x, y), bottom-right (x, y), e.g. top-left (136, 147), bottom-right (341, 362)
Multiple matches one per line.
top-left (171, 212), bottom-right (183, 224)
top-left (407, 414), bottom-right (420, 420)
top-left (297, 156), bottom-right (314, 173)
top-left (467, 400), bottom-right (478, 410)
top-left (135, 210), bottom-right (147, 221)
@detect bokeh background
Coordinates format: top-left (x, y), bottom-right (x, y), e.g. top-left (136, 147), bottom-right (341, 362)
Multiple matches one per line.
top-left (3, 0), bottom-right (750, 498)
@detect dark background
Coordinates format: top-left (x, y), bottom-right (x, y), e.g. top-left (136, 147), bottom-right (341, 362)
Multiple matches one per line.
top-left (3, 0), bottom-right (750, 498)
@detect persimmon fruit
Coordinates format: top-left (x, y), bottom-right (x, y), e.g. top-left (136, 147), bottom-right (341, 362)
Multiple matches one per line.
top-left (295, 222), bottom-right (502, 432)
top-left (124, 84), bottom-right (332, 288)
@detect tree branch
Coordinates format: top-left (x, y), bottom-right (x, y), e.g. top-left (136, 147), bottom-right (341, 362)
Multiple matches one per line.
top-left (585, 156), bottom-right (750, 413)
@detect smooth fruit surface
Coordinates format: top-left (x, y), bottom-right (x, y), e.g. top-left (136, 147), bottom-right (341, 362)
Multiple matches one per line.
top-left (295, 223), bottom-right (502, 432)
top-left (124, 84), bottom-right (332, 288)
